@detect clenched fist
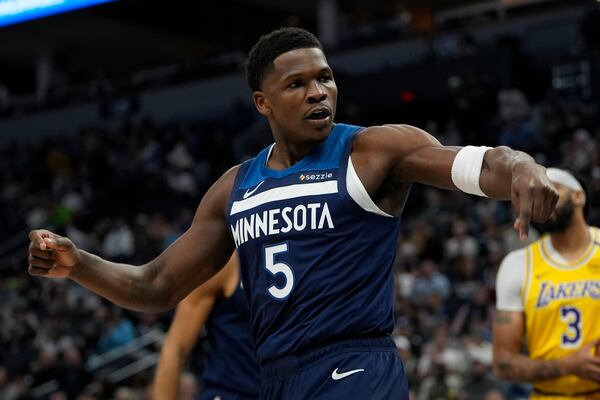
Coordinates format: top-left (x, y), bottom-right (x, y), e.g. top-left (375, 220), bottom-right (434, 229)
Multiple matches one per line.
top-left (28, 230), bottom-right (79, 278)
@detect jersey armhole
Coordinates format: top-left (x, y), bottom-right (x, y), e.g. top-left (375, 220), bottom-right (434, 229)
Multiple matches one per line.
top-left (346, 156), bottom-right (393, 218)
top-left (226, 160), bottom-right (253, 217)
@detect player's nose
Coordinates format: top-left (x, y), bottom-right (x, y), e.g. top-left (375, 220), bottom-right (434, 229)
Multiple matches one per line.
top-left (306, 81), bottom-right (327, 103)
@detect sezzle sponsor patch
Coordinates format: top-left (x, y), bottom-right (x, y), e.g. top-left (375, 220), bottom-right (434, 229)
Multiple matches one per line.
top-left (300, 172), bottom-right (333, 182)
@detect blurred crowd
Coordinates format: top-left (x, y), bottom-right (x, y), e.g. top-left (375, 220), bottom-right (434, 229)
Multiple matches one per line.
top-left (0, 0), bottom-right (417, 120)
top-left (1, 18), bottom-right (600, 400)
top-left (3, 0), bottom-right (591, 122)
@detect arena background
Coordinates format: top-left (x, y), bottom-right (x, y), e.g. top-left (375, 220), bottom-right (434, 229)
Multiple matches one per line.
top-left (1, 0), bottom-right (599, 399)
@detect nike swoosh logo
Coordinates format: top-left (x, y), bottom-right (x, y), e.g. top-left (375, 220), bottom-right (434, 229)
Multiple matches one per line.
top-left (243, 181), bottom-right (265, 199)
top-left (331, 368), bottom-right (365, 380)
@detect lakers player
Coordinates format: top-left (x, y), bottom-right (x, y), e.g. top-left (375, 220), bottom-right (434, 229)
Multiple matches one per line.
top-left (494, 168), bottom-right (600, 399)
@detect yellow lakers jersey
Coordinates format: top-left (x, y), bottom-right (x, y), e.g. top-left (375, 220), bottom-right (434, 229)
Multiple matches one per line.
top-left (524, 227), bottom-right (600, 398)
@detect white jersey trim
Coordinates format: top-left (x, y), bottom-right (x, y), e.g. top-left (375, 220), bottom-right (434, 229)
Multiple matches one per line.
top-left (539, 227), bottom-right (598, 270)
top-left (265, 143), bottom-right (275, 165)
top-left (230, 181), bottom-right (338, 215)
top-left (346, 156), bottom-right (393, 218)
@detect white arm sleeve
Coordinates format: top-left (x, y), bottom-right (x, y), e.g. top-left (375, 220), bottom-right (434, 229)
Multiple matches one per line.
top-left (495, 249), bottom-right (527, 311)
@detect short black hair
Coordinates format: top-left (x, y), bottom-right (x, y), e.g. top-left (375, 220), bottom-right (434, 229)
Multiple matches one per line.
top-left (245, 27), bottom-right (323, 92)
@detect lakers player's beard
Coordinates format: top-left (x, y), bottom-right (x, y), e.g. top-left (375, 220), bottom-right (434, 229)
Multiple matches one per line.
top-left (535, 198), bottom-right (574, 233)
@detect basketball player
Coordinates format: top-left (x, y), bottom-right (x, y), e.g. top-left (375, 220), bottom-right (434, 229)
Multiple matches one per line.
top-left (28, 28), bottom-right (558, 399)
top-left (493, 168), bottom-right (600, 399)
top-left (153, 255), bottom-right (259, 400)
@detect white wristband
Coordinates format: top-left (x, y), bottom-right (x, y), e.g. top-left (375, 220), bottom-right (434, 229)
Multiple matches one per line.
top-left (451, 146), bottom-right (492, 197)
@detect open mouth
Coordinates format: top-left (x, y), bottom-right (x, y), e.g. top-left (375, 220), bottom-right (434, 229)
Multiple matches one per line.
top-left (306, 108), bottom-right (331, 121)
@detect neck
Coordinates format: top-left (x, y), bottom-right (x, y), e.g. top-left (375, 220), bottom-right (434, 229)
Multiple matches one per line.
top-left (268, 141), bottom-right (317, 169)
top-left (268, 126), bottom-right (332, 169)
top-left (549, 216), bottom-right (591, 259)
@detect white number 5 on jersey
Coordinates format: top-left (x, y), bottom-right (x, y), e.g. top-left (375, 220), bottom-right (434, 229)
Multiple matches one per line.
top-left (264, 243), bottom-right (294, 299)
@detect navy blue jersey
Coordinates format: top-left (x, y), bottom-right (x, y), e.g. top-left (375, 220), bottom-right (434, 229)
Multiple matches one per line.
top-left (201, 280), bottom-right (260, 397)
top-left (226, 123), bottom-right (401, 364)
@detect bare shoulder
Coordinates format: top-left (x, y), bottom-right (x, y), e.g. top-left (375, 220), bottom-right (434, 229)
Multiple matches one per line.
top-left (358, 123), bottom-right (431, 139)
top-left (361, 123), bottom-right (430, 135)
top-left (353, 124), bottom-right (441, 157)
top-left (213, 164), bottom-right (243, 197)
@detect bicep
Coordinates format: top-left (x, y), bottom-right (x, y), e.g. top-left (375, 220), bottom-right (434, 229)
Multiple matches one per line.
top-left (493, 310), bottom-right (525, 355)
top-left (393, 143), bottom-right (459, 189)
top-left (355, 124), bottom-right (460, 190)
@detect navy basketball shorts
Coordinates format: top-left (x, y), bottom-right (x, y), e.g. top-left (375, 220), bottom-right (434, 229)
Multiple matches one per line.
top-left (198, 385), bottom-right (258, 400)
top-left (259, 337), bottom-right (409, 400)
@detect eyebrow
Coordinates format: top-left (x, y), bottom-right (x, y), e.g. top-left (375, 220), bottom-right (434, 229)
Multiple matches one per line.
top-left (282, 67), bottom-right (332, 81)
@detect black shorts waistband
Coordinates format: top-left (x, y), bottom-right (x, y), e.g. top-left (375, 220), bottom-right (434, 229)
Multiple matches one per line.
top-left (260, 336), bottom-right (396, 380)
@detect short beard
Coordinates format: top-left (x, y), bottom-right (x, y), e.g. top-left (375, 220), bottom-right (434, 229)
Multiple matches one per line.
top-left (536, 199), bottom-right (575, 233)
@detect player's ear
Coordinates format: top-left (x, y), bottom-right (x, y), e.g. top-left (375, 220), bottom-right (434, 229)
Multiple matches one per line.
top-left (573, 190), bottom-right (586, 208)
top-left (253, 91), bottom-right (271, 117)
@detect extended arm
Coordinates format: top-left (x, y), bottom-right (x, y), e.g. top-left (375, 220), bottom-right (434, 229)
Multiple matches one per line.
top-left (351, 124), bottom-right (558, 240)
top-left (153, 256), bottom-right (236, 400)
top-left (28, 166), bottom-right (239, 312)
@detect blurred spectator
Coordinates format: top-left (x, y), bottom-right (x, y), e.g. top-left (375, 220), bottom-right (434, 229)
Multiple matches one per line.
top-left (394, 335), bottom-right (418, 385)
top-left (451, 295), bottom-right (488, 338)
top-left (50, 391), bottom-right (68, 400)
top-left (418, 324), bottom-right (469, 388)
top-left (97, 307), bottom-right (137, 353)
top-left (102, 219), bottom-right (135, 262)
top-left (448, 256), bottom-right (483, 306)
top-left (114, 386), bottom-right (143, 400)
top-left (561, 128), bottom-right (598, 174)
top-left (0, 375), bottom-right (32, 400)
top-left (498, 86), bottom-right (530, 122)
top-left (460, 338), bottom-right (499, 400)
top-left (413, 259), bottom-right (451, 305)
top-left (418, 362), bottom-right (458, 400)
top-left (445, 219), bottom-right (479, 260)
top-left (484, 390), bottom-right (505, 400)
top-left (0, 366), bottom-right (10, 399)
top-left (59, 345), bottom-right (92, 398)
top-left (30, 345), bottom-right (60, 388)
